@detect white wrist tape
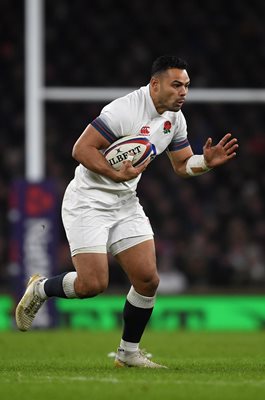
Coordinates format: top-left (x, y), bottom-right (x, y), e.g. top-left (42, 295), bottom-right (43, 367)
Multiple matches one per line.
top-left (186, 155), bottom-right (212, 176)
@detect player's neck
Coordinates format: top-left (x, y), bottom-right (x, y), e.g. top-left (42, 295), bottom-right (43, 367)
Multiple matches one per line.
top-left (149, 89), bottom-right (165, 115)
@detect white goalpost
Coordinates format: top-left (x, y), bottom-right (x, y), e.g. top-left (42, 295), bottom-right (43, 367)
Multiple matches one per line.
top-left (25, 0), bottom-right (265, 181)
top-left (25, 0), bottom-right (45, 181)
top-left (41, 86), bottom-right (265, 103)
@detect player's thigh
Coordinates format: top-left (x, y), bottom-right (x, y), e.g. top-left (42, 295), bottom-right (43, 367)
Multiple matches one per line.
top-left (62, 182), bottom-right (113, 257)
top-left (72, 252), bottom-right (109, 295)
top-left (114, 239), bottom-right (159, 296)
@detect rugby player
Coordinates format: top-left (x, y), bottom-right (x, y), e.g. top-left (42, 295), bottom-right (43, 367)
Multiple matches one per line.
top-left (16, 55), bottom-right (238, 368)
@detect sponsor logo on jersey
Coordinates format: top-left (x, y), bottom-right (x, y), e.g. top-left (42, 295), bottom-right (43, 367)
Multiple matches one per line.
top-left (140, 126), bottom-right (150, 135)
top-left (163, 121), bottom-right (172, 134)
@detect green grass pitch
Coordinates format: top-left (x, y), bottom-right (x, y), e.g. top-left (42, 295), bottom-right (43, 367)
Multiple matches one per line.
top-left (0, 330), bottom-right (265, 400)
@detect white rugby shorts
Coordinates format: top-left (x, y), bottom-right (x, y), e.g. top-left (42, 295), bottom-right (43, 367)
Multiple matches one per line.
top-left (61, 181), bottom-right (154, 257)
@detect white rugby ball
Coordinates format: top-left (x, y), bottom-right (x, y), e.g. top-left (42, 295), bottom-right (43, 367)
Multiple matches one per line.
top-left (104, 136), bottom-right (156, 171)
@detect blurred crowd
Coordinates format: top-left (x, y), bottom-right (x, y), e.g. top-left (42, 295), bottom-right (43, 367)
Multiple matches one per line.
top-left (0, 0), bottom-right (265, 293)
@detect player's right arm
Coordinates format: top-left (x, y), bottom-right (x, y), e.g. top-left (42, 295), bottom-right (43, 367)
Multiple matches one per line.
top-left (72, 124), bottom-right (148, 182)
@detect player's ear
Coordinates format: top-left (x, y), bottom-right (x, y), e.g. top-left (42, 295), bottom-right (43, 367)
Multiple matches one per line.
top-left (150, 76), bottom-right (160, 92)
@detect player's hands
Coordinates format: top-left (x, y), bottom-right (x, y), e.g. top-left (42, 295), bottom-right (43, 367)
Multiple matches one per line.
top-left (114, 158), bottom-right (150, 182)
top-left (203, 133), bottom-right (238, 168)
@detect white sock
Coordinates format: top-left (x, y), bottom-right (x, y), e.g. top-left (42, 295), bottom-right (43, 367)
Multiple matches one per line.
top-left (127, 286), bottom-right (156, 308)
top-left (120, 339), bottom-right (139, 352)
top-left (62, 272), bottom-right (78, 298)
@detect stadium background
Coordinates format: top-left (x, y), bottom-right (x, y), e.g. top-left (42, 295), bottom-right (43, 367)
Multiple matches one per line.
top-left (0, 0), bottom-right (265, 330)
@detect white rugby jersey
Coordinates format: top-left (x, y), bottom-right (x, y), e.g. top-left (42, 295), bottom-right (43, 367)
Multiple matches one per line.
top-left (73, 84), bottom-right (190, 194)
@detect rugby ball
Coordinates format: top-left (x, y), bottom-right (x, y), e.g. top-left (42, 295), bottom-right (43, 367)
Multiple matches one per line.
top-left (104, 136), bottom-right (156, 171)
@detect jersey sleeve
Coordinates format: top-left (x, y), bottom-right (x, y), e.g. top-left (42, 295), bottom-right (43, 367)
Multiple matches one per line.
top-left (167, 112), bottom-right (190, 152)
top-left (91, 97), bottom-right (134, 145)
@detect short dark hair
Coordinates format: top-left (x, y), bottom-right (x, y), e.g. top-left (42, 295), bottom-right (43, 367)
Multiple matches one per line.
top-left (151, 55), bottom-right (188, 77)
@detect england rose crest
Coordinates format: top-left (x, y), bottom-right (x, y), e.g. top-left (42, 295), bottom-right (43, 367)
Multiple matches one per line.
top-left (163, 121), bottom-right (171, 134)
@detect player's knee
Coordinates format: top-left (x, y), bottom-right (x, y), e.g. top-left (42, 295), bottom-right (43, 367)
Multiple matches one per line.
top-left (89, 279), bottom-right (108, 296)
top-left (76, 277), bottom-right (108, 298)
top-left (140, 273), bottom-right (160, 295)
top-left (149, 274), bottom-right (160, 292)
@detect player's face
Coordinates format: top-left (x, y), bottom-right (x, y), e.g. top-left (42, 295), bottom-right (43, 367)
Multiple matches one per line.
top-left (151, 68), bottom-right (190, 114)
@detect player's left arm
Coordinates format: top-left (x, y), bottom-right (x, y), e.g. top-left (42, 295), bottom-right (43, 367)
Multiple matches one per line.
top-left (167, 133), bottom-right (239, 178)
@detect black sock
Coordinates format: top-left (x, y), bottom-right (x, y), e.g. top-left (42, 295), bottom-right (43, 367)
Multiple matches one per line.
top-left (122, 300), bottom-right (153, 343)
top-left (44, 272), bottom-right (68, 298)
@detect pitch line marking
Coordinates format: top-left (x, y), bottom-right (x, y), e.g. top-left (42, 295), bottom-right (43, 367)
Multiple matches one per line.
top-left (2, 376), bottom-right (265, 387)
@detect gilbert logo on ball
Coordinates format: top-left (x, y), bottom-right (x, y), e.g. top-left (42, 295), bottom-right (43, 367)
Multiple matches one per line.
top-left (104, 136), bottom-right (156, 170)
